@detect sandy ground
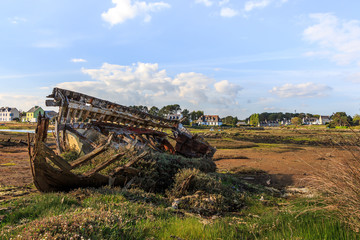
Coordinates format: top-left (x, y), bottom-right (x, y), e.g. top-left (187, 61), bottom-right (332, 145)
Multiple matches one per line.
top-left (0, 146), bottom-right (32, 187)
top-left (214, 144), bottom-right (351, 188)
top-left (0, 132), bottom-right (352, 191)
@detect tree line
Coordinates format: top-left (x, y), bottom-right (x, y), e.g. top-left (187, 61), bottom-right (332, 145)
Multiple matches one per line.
top-left (247, 112), bottom-right (360, 127)
top-left (131, 105), bottom-right (360, 128)
top-left (130, 104), bottom-right (203, 125)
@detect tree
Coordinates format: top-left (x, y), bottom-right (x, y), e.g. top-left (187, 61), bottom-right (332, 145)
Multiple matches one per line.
top-left (298, 113), bottom-right (306, 119)
top-left (291, 117), bottom-right (302, 126)
top-left (353, 114), bottom-right (360, 126)
top-left (329, 112), bottom-right (352, 127)
top-left (222, 116), bottom-right (234, 125)
top-left (259, 112), bottom-right (269, 122)
top-left (231, 117), bottom-right (239, 127)
top-left (330, 112), bottom-right (352, 126)
top-left (131, 105), bottom-right (148, 113)
top-left (149, 106), bottom-right (159, 116)
top-left (249, 113), bottom-right (259, 126)
top-left (159, 104), bottom-right (181, 117)
top-left (181, 109), bottom-right (190, 125)
top-left (190, 111), bottom-right (204, 121)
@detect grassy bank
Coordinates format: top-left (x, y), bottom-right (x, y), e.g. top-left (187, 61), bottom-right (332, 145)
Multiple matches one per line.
top-left (0, 187), bottom-right (358, 239)
top-left (0, 122), bottom-right (54, 130)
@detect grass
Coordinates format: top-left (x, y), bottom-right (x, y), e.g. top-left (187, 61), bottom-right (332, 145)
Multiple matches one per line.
top-left (311, 133), bottom-right (360, 232)
top-left (0, 163), bottom-right (16, 166)
top-left (206, 138), bottom-right (258, 149)
top-left (1, 126), bottom-right (360, 238)
top-left (0, 121), bottom-right (55, 130)
top-left (0, 122), bottom-right (37, 130)
top-left (190, 126), bottom-right (359, 147)
top-left (0, 188), bottom-right (357, 239)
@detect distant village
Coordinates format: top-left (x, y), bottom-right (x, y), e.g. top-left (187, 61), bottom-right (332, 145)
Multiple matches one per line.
top-left (0, 104), bottom-right (358, 128)
top-left (169, 112), bottom-right (342, 127)
top-left (0, 106), bottom-right (56, 123)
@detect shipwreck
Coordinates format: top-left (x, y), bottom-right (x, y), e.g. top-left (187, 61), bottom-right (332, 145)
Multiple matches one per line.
top-left (29, 88), bottom-right (216, 192)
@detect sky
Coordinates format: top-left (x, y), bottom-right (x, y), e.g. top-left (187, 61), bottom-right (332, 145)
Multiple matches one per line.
top-left (0, 0), bottom-right (360, 119)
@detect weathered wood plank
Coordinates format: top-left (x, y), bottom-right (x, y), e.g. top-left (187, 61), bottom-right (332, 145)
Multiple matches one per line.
top-left (70, 133), bottom-right (114, 169)
top-left (84, 152), bottom-right (125, 177)
top-left (41, 142), bottom-right (72, 172)
top-left (64, 125), bottom-right (97, 149)
top-left (55, 119), bottom-right (62, 154)
top-left (67, 102), bottom-right (172, 129)
top-left (110, 151), bottom-right (148, 177)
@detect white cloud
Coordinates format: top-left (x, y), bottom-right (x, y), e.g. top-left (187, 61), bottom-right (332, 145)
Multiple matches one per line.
top-left (220, 7), bottom-right (238, 18)
top-left (71, 58), bottom-right (87, 63)
top-left (270, 82), bottom-right (332, 98)
top-left (243, 0), bottom-right (287, 12)
top-left (195, 0), bottom-right (213, 7)
top-left (303, 13), bottom-right (360, 65)
top-left (57, 62), bottom-right (242, 107)
top-left (102, 0), bottom-right (170, 25)
top-left (214, 80), bottom-right (242, 96)
top-left (244, 0), bottom-right (271, 12)
top-left (219, 0), bottom-right (229, 6)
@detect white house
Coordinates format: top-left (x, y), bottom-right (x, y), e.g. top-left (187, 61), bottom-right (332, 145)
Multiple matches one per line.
top-left (0, 107), bottom-right (20, 122)
top-left (196, 115), bottom-right (223, 126)
top-left (302, 117), bottom-right (319, 125)
top-left (167, 113), bottom-right (183, 121)
top-left (280, 119), bottom-right (292, 126)
top-left (319, 115), bottom-right (330, 125)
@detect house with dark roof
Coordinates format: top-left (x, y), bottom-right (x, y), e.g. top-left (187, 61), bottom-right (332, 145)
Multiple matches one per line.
top-left (196, 115), bottom-right (222, 126)
top-left (0, 107), bottom-right (20, 121)
top-left (302, 117), bottom-right (319, 125)
top-left (258, 120), bottom-right (280, 127)
top-left (25, 106), bottom-right (45, 122)
top-left (167, 113), bottom-right (183, 121)
top-left (319, 115), bottom-right (331, 125)
top-left (45, 110), bottom-right (58, 119)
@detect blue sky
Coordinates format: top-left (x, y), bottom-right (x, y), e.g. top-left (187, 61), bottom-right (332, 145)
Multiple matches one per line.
top-left (1, 0), bottom-right (360, 119)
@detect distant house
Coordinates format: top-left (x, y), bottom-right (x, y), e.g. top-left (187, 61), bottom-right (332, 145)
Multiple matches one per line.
top-left (259, 120), bottom-right (280, 127)
top-left (319, 115), bottom-right (331, 125)
top-left (280, 119), bottom-right (292, 126)
top-left (0, 107), bottom-right (20, 122)
top-left (25, 106), bottom-right (45, 122)
top-left (236, 121), bottom-right (247, 126)
top-left (196, 115), bottom-right (223, 126)
top-left (302, 117), bottom-right (319, 125)
top-left (45, 110), bottom-right (58, 120)
top-left (167, 113), bottom-right (183, 121)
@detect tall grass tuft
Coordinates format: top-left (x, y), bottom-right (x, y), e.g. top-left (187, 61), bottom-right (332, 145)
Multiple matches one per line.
top-left (312, 130), bottom-right (360, 231)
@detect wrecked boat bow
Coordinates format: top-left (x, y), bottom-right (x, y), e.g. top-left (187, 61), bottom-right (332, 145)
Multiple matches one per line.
top-left (29, 88), bottom-right (216, 192)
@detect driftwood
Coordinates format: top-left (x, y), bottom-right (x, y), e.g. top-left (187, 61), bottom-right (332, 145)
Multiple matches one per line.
top-left (28, 88), bottom-right (216, 192)
top-left (0, 138), bottom-right (28, 147)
